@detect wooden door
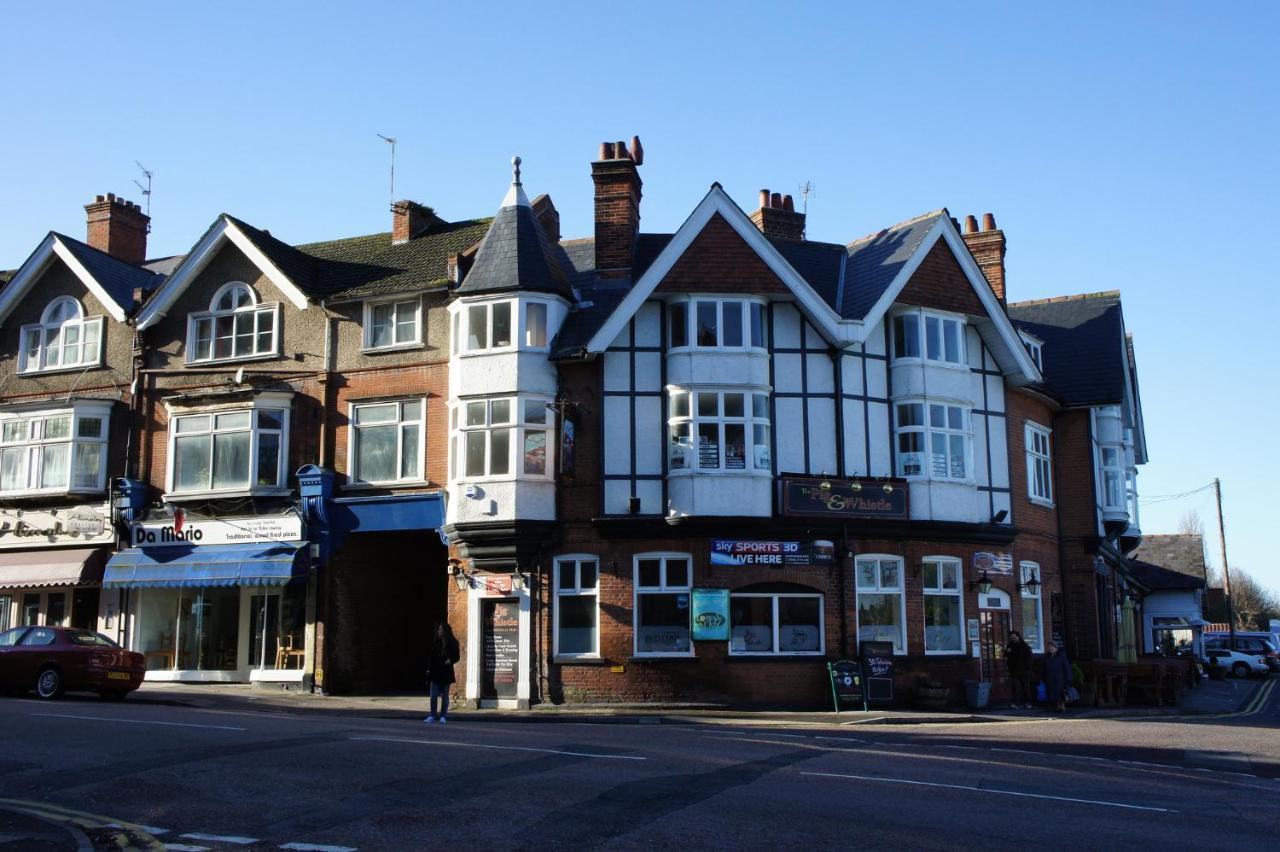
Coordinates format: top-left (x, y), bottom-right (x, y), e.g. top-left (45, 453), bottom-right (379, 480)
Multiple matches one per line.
top-left (979, 610), bottom-right (1011, 695)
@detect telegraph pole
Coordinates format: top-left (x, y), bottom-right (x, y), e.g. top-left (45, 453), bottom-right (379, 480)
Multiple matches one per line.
top-left (1214, 477), bottom-right (1236, 645)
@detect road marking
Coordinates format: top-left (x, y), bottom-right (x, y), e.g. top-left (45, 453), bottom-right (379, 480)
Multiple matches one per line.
top-left (109, 822), bottom-right (170, 835)
top-left (350, 736), bottom-right (646, 761)
top-left (279, 844), bottom-right (359, 851)
top-left (802, 771), bottom-right (1177, 812)
top-left (164, 845), bottom-right (210, 851)
top-left (32, 713), bottom-right (246, 732)
top-left (180, 833), bottom-right (259, 845)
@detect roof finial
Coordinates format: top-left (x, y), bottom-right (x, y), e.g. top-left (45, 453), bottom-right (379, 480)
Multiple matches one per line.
top-left (512, 155), bottom-right (522, 186)
top-left (500, 155), bottom-right (531, 209)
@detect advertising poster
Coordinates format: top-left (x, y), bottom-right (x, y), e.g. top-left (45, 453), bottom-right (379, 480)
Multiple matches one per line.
top-left (710, 539), bottom-right (835, 568)
top-left (691, 588), bottom-right (730, 641)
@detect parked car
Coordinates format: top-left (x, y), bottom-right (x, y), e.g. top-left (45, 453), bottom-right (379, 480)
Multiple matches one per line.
top-left (1204, 646), bottom-right (1269, 679)
top-left (1205, 634), bottom-right (1280, 673)
top-left (0, 626), bottom-right (146, 699)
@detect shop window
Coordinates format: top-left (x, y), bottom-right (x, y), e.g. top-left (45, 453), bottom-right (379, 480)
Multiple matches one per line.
top-left (668, 299), bottom-right (766, 350)
top-left (892, 309), bottom-right (965, 366)
top-left (729, 592), bottom-right (824, 655)
top-left (45, 593), bottom-right (66, 627)
top-left (363, 297), bottom-right (421, 351)
top-left (0, 596), bottom-right (10, 631)
top-left (922, 557), bottom-right (963, 654)
top-left (19, 296), bottom-right (104, 373)
top-left (668, 388), bottom-right (771, 472)
top-left (187, 282), bottom-right (279, 363)
top-left (139, 587), bottom-right (241, 671)
top-left (350, 399), bottom-right (425, 484)
top-left (169, 404), bottom-right (288, 495)
top-left (855, 555), bottom-right (905, 654)
top-left (1025, 422), bottom-right (1053, 505)
top-left (22, 594), bottom-right (40, 626)
top-left (1020, 561), bottom-right (1044, 652)
top-left (0, 404), bottom-right (110, 495)
top-left (554, 556), bottom-right (599, 657)
top-left (450, 396), bottom-right (552, 481)
top-left (895, 401), bottom-right (971, 481)
top-left (248, 585), bottom-right (306, 670)
top-left (634, 554), bottom-right (692, 656)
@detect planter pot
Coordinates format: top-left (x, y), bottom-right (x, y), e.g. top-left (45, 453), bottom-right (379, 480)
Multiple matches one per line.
top-left (915, 686), bottom-right (949, 710)
top-left (964, 679), bottom-right (991, 709)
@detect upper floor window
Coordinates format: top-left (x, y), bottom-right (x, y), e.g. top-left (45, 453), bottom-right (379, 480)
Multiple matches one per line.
top-left (363, 297), bottom-right (421, 351)
top-left (187, 282), bottom-right (279, 363)
top-left (669, 299), bottom-right (766, 350)
top-left (350, 399), bottom-right (424, 484)
top-left (450, 396), bottom-right (552, 481)
top-left (1099, 445), bottom-right (1125, 511)
top-left (465, 301), bottom-right (511, 352)
top-left (1019, 331), bottom-right (1043, 372)
top-left (169, 405), bottom-right (287, 495)
top-left (0, 405), bottom-right (109, 495)
top-left (668, 389), bottom-right (771, 472)
top-left (19, 297), bottom-right (104, 374)
top-left (1025, 422), bottom-right (1053, 505)
top-left (892, 310), bottom-right (966, 366)
top-left (895, 401), bottom-right (971, 481)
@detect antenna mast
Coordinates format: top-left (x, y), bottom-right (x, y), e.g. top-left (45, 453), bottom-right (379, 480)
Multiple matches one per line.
top-left (377, 134), bottom-right (397, 208)
top-left (133, 161), bottom-right (154, 226)
top-left (798, 180), bottom-right (816, 215)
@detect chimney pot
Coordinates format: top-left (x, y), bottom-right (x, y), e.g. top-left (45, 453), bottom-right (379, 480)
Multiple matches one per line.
top-left (962, 213), bottom-right (1007, 305)
top-left (982, 212), bottom-right (997, 231)
top-left (758, 189), bottom-right (770, 208)
top-left (85, 191), bottom-right (149, 265)
top-left (598, 142), bottom-right (611, 160)
top-left (965, 214), bottom-right (979, 234)
top-left (106, 192), bottom-right (115, 202)
top-left (629, 135), bottom-right (644, 165)
top-left (95, 194), bottom-right (105, 203)
top-left (615, 141), bottom-right (629, 160)
top-left (770, 192), bottom-right (783, 209)
top-left (593, 134), bottom-right (644, 274)
top-left (782, 194), bottom-right (794, 212)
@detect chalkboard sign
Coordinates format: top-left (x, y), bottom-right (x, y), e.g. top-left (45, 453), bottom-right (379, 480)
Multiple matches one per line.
top-left (860, 640), bottom-right (895, 706)
top-left (481, 599), bottom-right (519, 699)
top-left (828, 660), bottom-right (866, 713)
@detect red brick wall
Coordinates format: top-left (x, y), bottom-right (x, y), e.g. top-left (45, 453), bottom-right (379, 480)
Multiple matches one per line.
top-left (656, 214), bottom-right (791, 296)
top-left (897, 239), bottom-right (986, 316)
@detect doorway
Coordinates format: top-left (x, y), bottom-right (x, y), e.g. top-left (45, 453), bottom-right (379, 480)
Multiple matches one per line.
top-left (480, 598), bottom-right (519, 700)
top-left (979, 610), bottom-right (1011, 686)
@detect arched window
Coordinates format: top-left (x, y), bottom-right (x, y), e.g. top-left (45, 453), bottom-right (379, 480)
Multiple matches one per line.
top-left (19, 297), bottom-right (103, 373)
top-left (188, 282), bottom-right (279, 362)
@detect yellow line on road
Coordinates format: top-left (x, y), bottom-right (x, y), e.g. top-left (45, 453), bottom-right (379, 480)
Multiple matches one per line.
top-left (0, 798), bottom-right (165, 851)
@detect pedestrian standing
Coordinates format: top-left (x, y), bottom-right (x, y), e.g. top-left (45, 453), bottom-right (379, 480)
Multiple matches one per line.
top-left (1044, 641), bottom-right (1073, 712)
top-left (425, 622), bottom-right (460, 725)
top-left (1006, 631), bottom-right (1034, 709)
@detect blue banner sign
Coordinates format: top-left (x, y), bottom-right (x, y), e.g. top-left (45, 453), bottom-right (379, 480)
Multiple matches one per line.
top-left (711, 539), bottom-right (835, 568)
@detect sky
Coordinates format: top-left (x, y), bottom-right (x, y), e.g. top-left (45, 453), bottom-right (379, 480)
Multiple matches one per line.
top-left (2, 2), bottom-right (1277, 591)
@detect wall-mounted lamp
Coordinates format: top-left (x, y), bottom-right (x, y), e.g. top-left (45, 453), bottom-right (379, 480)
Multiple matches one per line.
top-left (448, 558), bottom-right (472, 591)
top-left (969, 569), bottom-right (993, 596)
top-left (882, 483), bottom-right (894, 495)
top-left (512, 568), bottom-right (531, 591)
top-left (849, 481), bottom-right (862, 493)
top-left (1019, 568), bottom-right (1042, 596)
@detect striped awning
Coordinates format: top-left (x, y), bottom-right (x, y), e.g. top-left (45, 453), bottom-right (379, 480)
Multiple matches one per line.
top-left (103, 542), bottom-right (309, 589)
top-left (0, 547), bottom-right (107, 590)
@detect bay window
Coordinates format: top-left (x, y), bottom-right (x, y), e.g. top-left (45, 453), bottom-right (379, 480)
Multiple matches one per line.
top-left (1020, 561), bottom-right (1044, 652)
top-left (169, 405), bottom-right (287, 495)
top-left (668, 388), bottom-right (771, 472)
top-left (465, 301), bottom-right (512, 351)
top-left (554, 556), bottom-right (599, 657)
top-left (923, 557), bottom-right (964, 654)
top-left (668, 299), bottom-right (766, 350)
top-left (1025, 422), bottom-right (1053, 505)
top-left (892, 310), bottom-right (966, 366)
top-left (729, 590), bottom-right (824, 655)
top-left (363, 297), bottom-right (421, 350)
top-left (855, 555), bottom-right (905, 654)
top-left (525, 302), bottom-right (548, 348)
top-left (19, 297), bottom-right (103, 373)
top-left (451, 396), bottom-right (553, 480)
top-left (458, 299), bottom-right (551, 352)
top-left (1099, 446), bottom-right (1125, 511)
top-left (187, 282), bottom-right (279, 362)
top-left (350, 399), bottom-right (424, 484)
top-left (895, 401), bottom-right (971, 481)
top-left (0, 404), bottom-right (110, 495)
top-left (634, 554), bottom-right (692, 656)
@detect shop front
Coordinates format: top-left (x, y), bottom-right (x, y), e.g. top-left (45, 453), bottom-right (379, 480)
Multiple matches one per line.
top-left (0, 504), bottom-right (115, 634)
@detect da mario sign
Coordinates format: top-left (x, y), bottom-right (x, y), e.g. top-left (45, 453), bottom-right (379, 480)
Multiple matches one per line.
top-left (132, 515), bottom-right (304, 548)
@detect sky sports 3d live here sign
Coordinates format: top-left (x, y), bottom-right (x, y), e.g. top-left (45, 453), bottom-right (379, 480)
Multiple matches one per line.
top-left (711, 539), bottom-right (835, 568)
top-left (131, 515), bottom-right (304, 548)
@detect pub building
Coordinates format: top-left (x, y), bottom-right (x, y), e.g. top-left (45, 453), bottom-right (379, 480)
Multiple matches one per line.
top-left (440, 140), bottom-right (1088, 708)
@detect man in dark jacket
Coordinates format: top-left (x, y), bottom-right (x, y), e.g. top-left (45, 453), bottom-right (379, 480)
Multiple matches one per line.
top-left (1044, 641), bottom-right (1073, 712)
top-left (425, 622), bottom-right (461, 725)
top-left (1005, 631), bottom-right (1034, 709)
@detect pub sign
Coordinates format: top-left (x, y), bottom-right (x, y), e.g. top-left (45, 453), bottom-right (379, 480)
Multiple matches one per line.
top-left (780, 475), bottom-right (909, 520)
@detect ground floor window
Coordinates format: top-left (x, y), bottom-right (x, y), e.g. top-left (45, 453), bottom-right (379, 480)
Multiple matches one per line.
top-left (139, 587), bottom-right (241, 671)
top-left (554, 556), bottom-right (599, 657)
top-left (634, 554), bottom-right (692, 656)
top-left (729, 591), bottom-right (823, 655)
top-left (248, 586), bottom-right (306, 670)
top-left (22, 593), bottom-right (39, 626)
top-left (923, 557), bottom-right (963, 653)
top-left (1020, 561), bottom-right (1044, 651)
top-left (855, 555), bottom-right (905, 654)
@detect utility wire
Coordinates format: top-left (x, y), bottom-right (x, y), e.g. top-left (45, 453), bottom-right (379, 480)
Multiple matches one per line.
top-left (1138, 481), bottom-right (1216, 504)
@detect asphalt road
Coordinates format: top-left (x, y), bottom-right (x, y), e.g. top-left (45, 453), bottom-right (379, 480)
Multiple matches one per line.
top-left (2, 682), bottom-right (1278, 852)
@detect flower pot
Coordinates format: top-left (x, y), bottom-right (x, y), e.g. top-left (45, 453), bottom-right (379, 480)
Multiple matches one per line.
top-left (964, 679), bottom-right (991, 709)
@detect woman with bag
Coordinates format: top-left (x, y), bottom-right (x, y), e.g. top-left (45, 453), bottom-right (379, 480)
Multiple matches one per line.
top-left (1005, 631), bottom-right (1034, 709)
top-left (1044, 641), bottom-right (1073, 712)
top-left (425, 622), bottom-right (461, 725)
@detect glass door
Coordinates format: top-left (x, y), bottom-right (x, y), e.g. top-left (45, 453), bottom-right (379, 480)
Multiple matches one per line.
top-left (249, 592), bottom-right (281, 669)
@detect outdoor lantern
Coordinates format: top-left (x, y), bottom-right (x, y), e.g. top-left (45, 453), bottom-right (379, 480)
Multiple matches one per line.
top-left (970, 569), bottom-right (993, 596)
top-left (511, 570), bottom-right (525, 591)
top-left (453, 571), bottom-right (469, 592)
top-left (1022, 569), bottom-right (1042, 596)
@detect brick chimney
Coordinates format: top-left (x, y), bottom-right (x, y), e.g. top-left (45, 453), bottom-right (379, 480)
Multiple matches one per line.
top-left (750, 189), bottom-right (806, 241)
top-left (85, 193), bottom-right (149, 265)
top-left (962, 212), bottom-right (1006, 304)
top-left (531, 193), bottom-right (560, 243)
top-left (391, 200), bottom-right (441, 244)
top-left (592, 136), bottom-right (644, 275)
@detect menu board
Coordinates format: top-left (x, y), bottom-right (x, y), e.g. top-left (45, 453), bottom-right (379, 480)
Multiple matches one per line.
top-left (860, 640), bottom-right (896, 706)
top-left (481, 599), bottom-right (519, 699)
top-left (828, 659), bottom-right (866, 712)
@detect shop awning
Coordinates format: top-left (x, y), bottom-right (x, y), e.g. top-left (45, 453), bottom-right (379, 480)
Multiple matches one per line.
top-left (0, 547), bottom-right (108, 589)
top-left (103, 542), bottom-right (309, 589)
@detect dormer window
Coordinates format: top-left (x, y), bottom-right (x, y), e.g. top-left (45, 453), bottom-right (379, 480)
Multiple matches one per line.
top-left (1019, 331), bottom-right (1043, 371)
top-left (892, 310), bottom-right (966, 366)
top-left (18, 297), bottom-right (104, 374)
top-left (363, 297), bottom-right (421, 352)
top-left (187, 282), bottom-right (280, 363)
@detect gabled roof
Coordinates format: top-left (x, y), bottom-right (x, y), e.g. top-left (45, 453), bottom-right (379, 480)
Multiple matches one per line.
top-left (456, 172), bottom-right (571, 299)
top-left (1008, 291), bottom-right (1127, 407)
top-left (1130, 560), bottom-right (1206, 592)
top-left (1130, 534), bottom-right (1207, 586)
top-left (843, 210), bottom-right (949, 319)
top-left (0, 232), bottom-right (162, 324)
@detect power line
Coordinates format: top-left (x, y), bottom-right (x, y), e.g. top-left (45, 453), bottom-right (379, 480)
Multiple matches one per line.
top-left (1138, 481), bottom-right (1216, 504)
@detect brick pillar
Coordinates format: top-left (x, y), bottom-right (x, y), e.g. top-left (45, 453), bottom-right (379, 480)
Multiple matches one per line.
top-left (592, 137), bottom-right (643, 275)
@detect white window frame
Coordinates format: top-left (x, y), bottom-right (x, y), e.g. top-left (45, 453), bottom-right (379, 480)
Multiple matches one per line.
top-left (18, 297), bottom-right (105, 374)
top-left (854, 554), bottom-right (907, 655)
top-left (362, 296), bottom-right (422, 352)
top-left (347, 398), bottom-right (427, 485)
top-left (0, 401), bottom-right (111, 496)
top-left (1020, 561), bottom-right (1044, 652)
top-left (667, 387), bottom-right (771, 474)
top-left (1025, 422), bottom-right (1054, 506)
top-left (523, 300), bottom-right (550, 350)
top-left (1019, 331), bottom-right (1043, 372)
top-left (922, 556), bottom-right (965, 655)
top-left (461, 299), bottom-right (517, 354)
top-left (186, 282), bottom-right (281, 364)
top-left (164, 394), bottom-right (291, 499)
top-left (894, 400), bottom-right (973, 482)
top-left (633, 552), bottom-right (694, 658)
top-left (1098, 444), bottom-right (1126, 512)
top-left (450, 395), bottom-right (554, 482)
top-left (668, 297), bottom-right (767, 351)
top-left (553, 555), bottom-right (600, 659)
top-left (728, 592), bottom-right (825, 657)
top-left (891, 308), bottom-right (967, 367)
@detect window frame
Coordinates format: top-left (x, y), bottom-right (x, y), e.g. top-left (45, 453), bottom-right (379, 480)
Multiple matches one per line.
top-left (853, 554), bottom-right (907, 655)
top-left (891, 308), bottom-right (967, 367)
top-left (164, 396), bottom-right (291, 499)
top-left (0, 401), bottom-right (111, 496)
top-left (449, 395), bottom-right (554, 482)
top-left (894, 400), bottom-right (973, 482)
top-left (1098, 444), bottom-right (1126, 512)
top-left (553, 554), bottom-right (600, 659)
top-left (185, 282), bottom-right (281, 364)
top-left (921, 556), bottom-right (965, 655)
top-left (18, 297), bottom-right (105, 375)
top-left (1025, 422), bottom-right (1054, 506)
top-left (1020, 561), bottom-right (1044, 652)
top-left (666, 297), bottom-right (767, 351)
top-left (361, 295), bottom-right (423, 352)
top-left (459, 299), bottom-right (516, 354)
top-left (347, 398), bottom-right (427, 486)
top-left (667, 387), bottom-right (772, 474)
top-left (632, 552), bottom-right (694, 658)
top-left (728, 591), bottom-right (825, 657)
top-left (1019, 331), bottom-right (1043, 372)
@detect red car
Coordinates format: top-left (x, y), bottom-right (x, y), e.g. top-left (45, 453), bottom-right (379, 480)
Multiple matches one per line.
top-left (0, 626), bottom-right (146, 700)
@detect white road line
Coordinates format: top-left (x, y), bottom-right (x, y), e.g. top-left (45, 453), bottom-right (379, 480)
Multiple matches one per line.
top-left (801, 771), bottom-right (1177, 813)
top-left (164, 846), bottom-right (210, 852)
top-left (350, 736), bottom-right (647, 761)
top-left (32, 713), bottom-right (246, 732)
top-left (180, 833), bottom-right (259, 845)
top-left (279, 844), bottom-right (359, 852)
top-left (139, 825), bottom-right (171, 835)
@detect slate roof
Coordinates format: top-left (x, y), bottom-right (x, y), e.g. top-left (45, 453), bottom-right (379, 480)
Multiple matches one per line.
top-left (52, 232), bottom-right (165, 311)
top-left (843, 210), bottom-right (948, 319)
top-left (1008, 291), bottom-right (1127, 407)
top-left (1130, 535), bottom-right (1208, 583)
top-left (456, 202), bottom-right (571, 299)
top-left (1130, 560), bottom-right (1206, 592)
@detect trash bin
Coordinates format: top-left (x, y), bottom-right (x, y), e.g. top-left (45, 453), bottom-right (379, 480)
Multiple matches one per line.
top-left (964, 679), bottom-right (991, 709)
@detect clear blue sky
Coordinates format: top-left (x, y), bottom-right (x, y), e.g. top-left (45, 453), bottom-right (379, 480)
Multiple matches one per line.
top-left (3, 2), bottom-right (1276, 591)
